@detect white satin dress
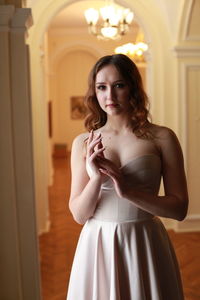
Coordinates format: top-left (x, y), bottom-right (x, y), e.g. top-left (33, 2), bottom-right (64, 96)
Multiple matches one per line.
top-left (67, 154), bottom-right (184, 300)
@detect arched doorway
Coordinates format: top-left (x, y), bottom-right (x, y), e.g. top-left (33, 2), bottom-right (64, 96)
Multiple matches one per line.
top-left (27, 0), bottom-right (177, 297)
top-left (28, 1), bottom-right (156, 297)
top-left (28, 0), bottom-right (165, 234)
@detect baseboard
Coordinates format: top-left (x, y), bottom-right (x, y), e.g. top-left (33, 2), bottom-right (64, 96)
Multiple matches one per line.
top-left (160, 217), bottom-right (176, 230)
top-left (160, 214), bottom-right (200, 232)
top-left (175, 214), bottom-right (200, 232)
top-left (38, 219), bottom-right (51, 236)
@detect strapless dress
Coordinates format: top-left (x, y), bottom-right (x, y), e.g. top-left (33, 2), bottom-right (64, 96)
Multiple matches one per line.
top-left (67, 154), bottom-right (184, 300)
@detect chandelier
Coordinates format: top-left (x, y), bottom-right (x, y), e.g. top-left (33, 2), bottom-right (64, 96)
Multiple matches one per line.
top-left (115, 42), bottom-right (148, 61)
top-left (84, 1), bottom-right (134, 40)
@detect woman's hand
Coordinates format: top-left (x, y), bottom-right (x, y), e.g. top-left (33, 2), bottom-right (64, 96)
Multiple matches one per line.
top-left (86, 131), bottom-right (126, 198)
top-left (86, 130), bottom-right (105, 178)
top-left (97, 157), bottom-right (126, 198)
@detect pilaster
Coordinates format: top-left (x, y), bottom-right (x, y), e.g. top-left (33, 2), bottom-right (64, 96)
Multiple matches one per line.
top-left (0, 5), bottom-right (41, 299)
top-left (173, 0), bottom-right (200, 231)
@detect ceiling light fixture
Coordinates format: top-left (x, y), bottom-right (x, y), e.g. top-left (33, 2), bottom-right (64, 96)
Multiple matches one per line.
top-left (84, 0), bottom-right (134, 40)
top-left (115, 42), bottom-right (148, 61)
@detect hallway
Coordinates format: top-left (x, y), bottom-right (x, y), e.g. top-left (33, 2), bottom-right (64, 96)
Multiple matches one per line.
top-left (39, 155), bottom-right (82, 300)
top-left (39, 155), bottom-right (200, 300)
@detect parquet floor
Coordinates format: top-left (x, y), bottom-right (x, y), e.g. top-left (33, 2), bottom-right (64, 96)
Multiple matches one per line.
top-left (39, 155), bottom-right (200, 300)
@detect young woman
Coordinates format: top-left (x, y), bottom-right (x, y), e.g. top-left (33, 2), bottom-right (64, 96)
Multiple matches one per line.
top-left (67, 54), bottom-right (188, 300)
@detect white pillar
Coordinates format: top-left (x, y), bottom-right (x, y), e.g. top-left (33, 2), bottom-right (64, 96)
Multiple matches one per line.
top-left (0, 5), bottom-right (41, 299)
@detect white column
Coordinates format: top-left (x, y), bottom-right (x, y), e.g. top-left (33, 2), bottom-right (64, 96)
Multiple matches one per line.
top-left (0, 5), bottom-right (41, 299)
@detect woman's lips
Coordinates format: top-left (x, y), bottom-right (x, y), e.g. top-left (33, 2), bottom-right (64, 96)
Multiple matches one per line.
top-left (106, 103), bottom-right (119, 107)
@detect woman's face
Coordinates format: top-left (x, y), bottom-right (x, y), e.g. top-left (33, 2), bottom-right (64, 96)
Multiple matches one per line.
top-left (95, 64), bottom-right (131, 116)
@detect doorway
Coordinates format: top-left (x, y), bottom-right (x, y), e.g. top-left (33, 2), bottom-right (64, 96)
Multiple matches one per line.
top-left (28, 1), bottom-right (149, 298)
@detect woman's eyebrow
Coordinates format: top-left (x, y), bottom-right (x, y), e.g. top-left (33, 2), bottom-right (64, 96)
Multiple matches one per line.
top-left (96, 81), bottom-right (106, 85)
top-left (96, 79), bottom-right (124, 85)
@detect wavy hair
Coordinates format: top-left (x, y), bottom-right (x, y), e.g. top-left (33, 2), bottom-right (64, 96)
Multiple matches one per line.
top-left (84, 54), bottom-right (151, 138)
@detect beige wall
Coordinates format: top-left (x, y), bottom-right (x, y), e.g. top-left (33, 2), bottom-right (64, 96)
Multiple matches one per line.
top-left (52, 50), bottom-right (96, 148)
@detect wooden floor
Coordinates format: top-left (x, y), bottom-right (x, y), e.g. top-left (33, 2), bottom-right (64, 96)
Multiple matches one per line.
top-left (39, 155), bottom-right (200, 300)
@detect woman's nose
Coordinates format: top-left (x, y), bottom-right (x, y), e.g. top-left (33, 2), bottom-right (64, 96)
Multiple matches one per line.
top-left (106, 86), bottom-right (115, 100)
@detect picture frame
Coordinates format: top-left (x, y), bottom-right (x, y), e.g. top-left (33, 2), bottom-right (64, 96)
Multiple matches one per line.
top-left (70, 96), bottom-right (87, 120)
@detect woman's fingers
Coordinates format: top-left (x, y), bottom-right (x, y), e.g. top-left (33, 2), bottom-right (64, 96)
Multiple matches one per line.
top-left (87, 130), bottom-right (98, 148)
top-left (96, 140), bottom-right (105, 158)
top-left (89, 145), bottom-right (105, 162)
top-left (88, 137), bottom-right (102, 156)
top-left (86, 131), bottom-right (106, 175)
top-left (87, 132), bottom-right (102, 156)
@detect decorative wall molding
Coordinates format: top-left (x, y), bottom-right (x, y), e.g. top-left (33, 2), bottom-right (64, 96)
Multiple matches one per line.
top-left (177, 60), bottom-right (200, 164)
top-left (0, 6), bottom-right (41, 299)
top-left (177, 61), bottom-right (200, 232)
top-left (0, 5), bottom-right (14, 27)
top-left (173, 45), bottom-right (200, 57)
top-left (11, 7), bottom-right (32, 27)
top-left (178, 61), bottom-right (189, 166)
top-left (185, 0), bottom-right (200, 41)
top-left (179, 0), bottom-right (200, 43)
top-left (182, 0), bottom-right (194, 41)
top-left (51, 42), bottom-right (104, 72)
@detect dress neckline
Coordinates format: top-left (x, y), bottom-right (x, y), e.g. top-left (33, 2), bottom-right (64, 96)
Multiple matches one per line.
top-left (119, 153), bottom-right (161, 170)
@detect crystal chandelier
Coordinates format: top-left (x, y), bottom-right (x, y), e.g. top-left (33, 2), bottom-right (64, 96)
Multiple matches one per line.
top-left (84, 1), bottom-right (134, 40)
top-left (115, 42), bottom-right (148, 56)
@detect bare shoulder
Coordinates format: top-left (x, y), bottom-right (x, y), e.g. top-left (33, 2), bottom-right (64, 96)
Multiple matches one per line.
top-left (71, 132), bottom-right (89, 159)
top-left (149, 123), bottom-right (183, 161)
top-left (72, 132), bottom-right (89, 147)
top-left (149, 123), bottom-right (175, 137)
top-left (149, 123), bottom-right (178, 144)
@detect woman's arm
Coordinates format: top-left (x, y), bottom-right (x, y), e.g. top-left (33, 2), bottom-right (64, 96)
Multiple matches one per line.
top-left (99, 127), bottom-right (189, 221)
top-left (69, 132), bottom-right (104, 224)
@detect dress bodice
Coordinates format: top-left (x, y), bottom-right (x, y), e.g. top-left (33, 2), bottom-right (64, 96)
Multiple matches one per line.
top-left (93, 154), bottom-right (162, 222)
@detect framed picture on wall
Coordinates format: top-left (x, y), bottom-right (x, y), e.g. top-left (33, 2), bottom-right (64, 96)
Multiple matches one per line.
top-left (71, 96), bottom-right (87, 120)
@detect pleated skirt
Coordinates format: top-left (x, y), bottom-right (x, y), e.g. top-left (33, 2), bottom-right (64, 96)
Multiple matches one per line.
top-left (66, 217), bottom-right (184, 300)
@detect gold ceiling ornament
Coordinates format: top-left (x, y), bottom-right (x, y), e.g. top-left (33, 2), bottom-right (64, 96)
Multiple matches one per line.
top-left (115, 42), bottom-right (148, 61)
top-left (84, 0), bottom-right (134, 40)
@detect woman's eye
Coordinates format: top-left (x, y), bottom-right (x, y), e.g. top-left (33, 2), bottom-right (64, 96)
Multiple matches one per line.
top-left (115, 83), bottom-right (125, 88)
top-left (97, 85), bottom-right (106, 90)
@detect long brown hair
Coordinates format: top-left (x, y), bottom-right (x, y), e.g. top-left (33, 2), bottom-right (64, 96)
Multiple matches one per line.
top-left (84, 54), bottom-right (151, 138)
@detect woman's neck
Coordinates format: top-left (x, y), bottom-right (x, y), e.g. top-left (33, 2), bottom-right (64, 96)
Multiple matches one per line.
top-left (104, 115), bottom-right (132, 134)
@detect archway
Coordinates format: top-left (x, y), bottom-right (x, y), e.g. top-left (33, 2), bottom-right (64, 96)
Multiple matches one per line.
top-left (26, 0), bottom-right (189, 297)
top-left (27, 0), bottom-right (172, 234)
